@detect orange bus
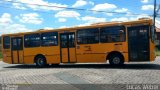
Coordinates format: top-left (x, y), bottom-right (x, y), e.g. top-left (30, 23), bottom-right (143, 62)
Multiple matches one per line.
top-left (1, 19), bottom-right (156, 67)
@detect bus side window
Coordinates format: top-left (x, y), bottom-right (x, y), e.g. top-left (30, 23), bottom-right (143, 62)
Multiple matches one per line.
top-left (24, 34), bottom-right (41, 47)
top-left (3, 36), bottom-right (10, 49)
top-left (77, 28), bottom-right (99, 44)
top-left (41, 32), bottom-right (58, 46)
top-left (69, 34), bottom-right (75, 47)
top-left (100, 26), bottom-right (125, 43)
top-left (61, 35), bottom-right (68, 48)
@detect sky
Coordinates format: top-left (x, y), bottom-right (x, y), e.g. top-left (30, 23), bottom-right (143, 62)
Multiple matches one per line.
top-left (0, 0), bottom-right (160, 35)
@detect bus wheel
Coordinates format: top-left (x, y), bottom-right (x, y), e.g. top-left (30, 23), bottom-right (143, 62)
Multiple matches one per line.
top-left (35, 56), bottom-right (46, 67)
top-left (109, 54), bottom-right (124, 65)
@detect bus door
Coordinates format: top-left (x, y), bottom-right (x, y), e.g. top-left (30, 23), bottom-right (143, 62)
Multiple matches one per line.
top-left (60, 32), bottom-right (76, 63)
top-left (11, 37), bottom-right (23, 64)
top-left (128, 25), bottom-right (149, 61)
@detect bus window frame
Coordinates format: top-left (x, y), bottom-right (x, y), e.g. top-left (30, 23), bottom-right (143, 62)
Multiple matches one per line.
top-left (3, 36), bottom-right (10, 49)
top-left (41, 32), bottom-right (58, 47)
top-left (76, 28), bottom-right (99, 44)
top-left (99, 25), bottom-right (126, 43)
top-left (24, 33), bottom-right (41, 48)
top-left (11, 37), bottom-right (23, 50)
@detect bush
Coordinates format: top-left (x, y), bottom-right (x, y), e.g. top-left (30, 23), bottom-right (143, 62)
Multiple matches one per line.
top-left (0, 52), bottom-right (2, 59)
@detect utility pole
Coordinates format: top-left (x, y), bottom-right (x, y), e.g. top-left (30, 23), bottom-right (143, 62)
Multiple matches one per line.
top-left (153, 0), bottom-right (156, 34)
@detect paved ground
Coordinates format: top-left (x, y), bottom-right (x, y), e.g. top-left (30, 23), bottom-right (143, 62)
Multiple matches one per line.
top-left (0, 57), bottom-right (160, 90)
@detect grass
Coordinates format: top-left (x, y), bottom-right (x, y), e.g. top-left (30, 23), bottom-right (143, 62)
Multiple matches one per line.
top-left (0, 52), bottom-right (2, 60)
top-left (156, 50), bottom-right (160, 56)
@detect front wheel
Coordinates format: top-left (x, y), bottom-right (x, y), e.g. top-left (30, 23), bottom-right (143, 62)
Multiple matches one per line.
top-left (109, 54), bottom-right (124, 65)
top-left (35, 56), bottom-right (46, 67)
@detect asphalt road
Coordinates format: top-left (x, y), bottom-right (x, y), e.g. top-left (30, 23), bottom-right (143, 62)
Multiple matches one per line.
top-left (0, 57), bottom-right (160, 90)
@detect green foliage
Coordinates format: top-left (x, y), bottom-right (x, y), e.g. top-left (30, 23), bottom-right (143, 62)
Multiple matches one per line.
top-left (155, 47), bottom-right (160, 56)
top-left (156, 50), bottom-right (160, 56)
top-left (0, 52), bottom-right (2, 59)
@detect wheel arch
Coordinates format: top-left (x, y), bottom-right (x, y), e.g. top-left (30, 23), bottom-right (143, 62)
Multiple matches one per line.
top-left (106, 51), bottom-right (124, 61)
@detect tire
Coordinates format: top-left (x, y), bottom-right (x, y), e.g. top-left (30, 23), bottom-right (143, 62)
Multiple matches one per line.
top-left (109, 54), bottom-right (124, 66)
top-left (35, 56), bottom-right (46, 67)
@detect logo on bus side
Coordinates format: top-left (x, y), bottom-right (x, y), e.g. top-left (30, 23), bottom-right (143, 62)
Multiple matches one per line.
top-left (84, 46), bottom-right (92, 51)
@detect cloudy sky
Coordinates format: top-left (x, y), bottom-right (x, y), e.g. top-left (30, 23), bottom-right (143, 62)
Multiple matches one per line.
top-left (0, 0), bottom-right (160, 35)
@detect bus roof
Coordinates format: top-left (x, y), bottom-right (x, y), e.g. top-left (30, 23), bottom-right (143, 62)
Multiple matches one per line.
top-left (1, 18), bottom-right (152, 36)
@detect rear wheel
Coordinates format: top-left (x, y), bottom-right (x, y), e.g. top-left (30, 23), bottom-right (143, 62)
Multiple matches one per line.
top-left (35, 56), bottom-right (46, 67)
top-left (109, 54), bottom-right (124, 65)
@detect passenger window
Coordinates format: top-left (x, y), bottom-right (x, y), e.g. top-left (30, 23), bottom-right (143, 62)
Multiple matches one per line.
top-left (12, 38), bottom-right (23, 50)
top-left (24, 34), bottom-right (40, 47)
top-left (41, 32), bottom-right (58, 46)
top-left (60, 35), bottom-right (68, 48)
top-left (77, 28), bottom-right (99, 44)
top-left (100, 26), bottom-right (125, 43)
top-left (12, 38), bottom-right (18, 50)
top-left (3, 36), bottom-right (10, 49)
top-left (68, 34), bottom-right (75, 47)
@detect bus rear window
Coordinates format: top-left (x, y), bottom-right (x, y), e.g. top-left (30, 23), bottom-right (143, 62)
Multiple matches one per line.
top-left (3, 36), bottom-right (10, 49)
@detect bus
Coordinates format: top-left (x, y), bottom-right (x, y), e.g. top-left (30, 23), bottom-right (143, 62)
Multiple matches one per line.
top-left (1, 19), bottom-right (156, 67)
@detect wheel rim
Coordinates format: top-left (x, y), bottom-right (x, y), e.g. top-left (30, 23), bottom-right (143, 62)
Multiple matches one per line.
top-left (37, 58), bottom-right (44, 66)
top-left (112, 57), bottom-right (120, 64)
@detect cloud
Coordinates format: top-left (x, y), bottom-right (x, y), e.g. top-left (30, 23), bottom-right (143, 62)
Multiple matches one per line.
top-left (141, 0), bottom-right (149, 3)
top-left (55, 11), bottom-right (80, 20)
top-left (0, 13), bottom-right (31, 35)
top-left (58, 16), bottom-right (107, 28)
top-left (141, 5), bottom-right (154, 10)
top-left (17, 13), bottom-right (43, 24)
top-left (88, 1), bottom-right (94, 6)
top-left (111, 17), bottom-right (129, 22)
top-left (135, 14), bottom-right (151, 19)
top-left (125, 14), bottom-right (151, 21)
top-left (44, 27), bottom-right (54, 30)
top-left (58, 18), bottom-right (66, 22)
top-left (115, 8), bottom-right (128, 13)
top-left (72, 0), bottom-right (87, 7)
top-left (92, 3), bottom-right (117, 11)
top-left (77, 23), bottom-right (91, 27)
top-left (127, 14), bottom-right (151, 21)
top-left (3, 24), bottom-right (32, 34)
top-left (0, 13), bottom-right (12, 25)
top-left (12, 3), bottom-right (27, 10)
top-left (59, 26), bottom-right (67, 28)
top-left (12, 0), bottom-right (68, 11)
top-left (81, 16), bottom-right (106, 23)
top-left (110, 14), bottom-right (151, 22)
top-left (125, 12), bottom-right (134, 16)
top-left (106, 13), bottom-right (113, 16)
top-left (72, 0), bottom-right (94, 8)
